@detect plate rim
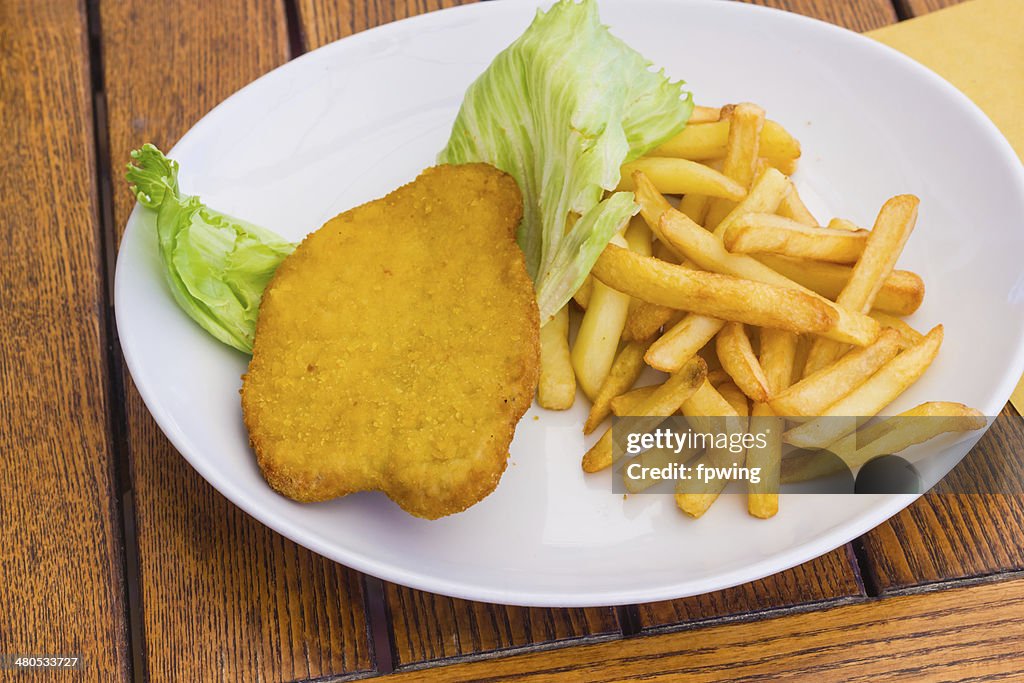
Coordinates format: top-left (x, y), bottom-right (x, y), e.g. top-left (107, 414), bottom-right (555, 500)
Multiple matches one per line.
top-left (115, 0), bottom-right (1024, 607)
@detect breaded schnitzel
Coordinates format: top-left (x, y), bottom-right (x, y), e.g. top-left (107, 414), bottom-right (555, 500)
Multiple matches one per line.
top-left (241, 164), bottom-right (539, 519)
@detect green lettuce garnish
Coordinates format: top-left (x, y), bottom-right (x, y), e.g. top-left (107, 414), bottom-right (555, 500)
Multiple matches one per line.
top-left (439, 0), bottom-right (692, 322)
top-left (126, 144), bottom-right (295, 353)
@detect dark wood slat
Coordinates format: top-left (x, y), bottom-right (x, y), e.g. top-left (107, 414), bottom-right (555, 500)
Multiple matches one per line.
top-left (384, 576), bottom-right (1024, 682)
top-left (297, 0), bottom-right (477, 51)
top-left (0, 0), bottom-right (130, 678)
top-left (99, 1), bottom-right (373, 679)
top-left (386, 587), bottom-right (619, 667)
top-left (860, 406), bottom-right (1024, 592)
top-left (294, 1), bottom-right (622, 665)
top-left (638, 547), bottom-right (863, 630)
top-left (897, 0), bottom-right (966, 15)
top-left (752, 0), bottom-right (898, 32)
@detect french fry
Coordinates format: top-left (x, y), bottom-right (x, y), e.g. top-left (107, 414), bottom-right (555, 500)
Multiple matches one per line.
top-left (711, 167), bottom-right (791, 237)
top-left (754, 333), bottom-right (791, 517)
top-left (573, 275), bottom-right (593, 310)
top-left (678, 192), bottom-right (710, 225)
top-left (870, 311), bottom-right (925, 347)
top-left (623, 300), bottom-right (677, 341)
top-left (828, 217), bottom-right (862, 232)
top-left (769, 157), bottom-right (799, 176)
top-left (777, 181), bottom-right (818, 226)
top-left (676, 381), bottom-right (744, 517)
top-left (623, 215), bottom-right (653, 256)
top-left (618, 157), bottom-right (747, 200)
top-left (791, 334), bottom-right (812, 385)
top-left (635, 179), bottom-right (880, 346)
top-left (748, 402), bottom-right (782, 518)
top-left (723, 213), bottom-right (868, 264)
top-left (582, 357), bottom-right (706, 472)
top-left (804, 195), bottom-right (920, 374)
top-left (704, 103), bottom-right (765, 229)
top-left (717, 381), bottom-right (750, 417)
top-left (620, 215), bottom-right (657, 340)
top-left (784, 325), bottom-right (943, 449)
top-left (680, 379), bottom-right (739, 431)
top-left (769, 328), bottom-right (902, 417)
top-left (653, 237), bottom-right (683, 264)
top-left (689, 105), bottom-right (722, 124)
top-left (591, 244), bottom-right (838, 335)
top-left (827, 402), bottom-right (986, 468)
top-left (716, 322), bottom-right (771, 402)
top-left (750, 323), bottom-right (796, 519)
top-left (783, 402), bottom-right (986, 483)
top-left (537, 306), bottom-right (576, 410)
top-left (651, 119), bottom-right (801, 166)
top-left (632, 172), bottom-right (675, 227)
top-left (645, 313), bottom-right (725, 373)
top-left (756, 254), bottom-right (925, 317)
top-left (658, 208), bottom-right (879, 346)
top-left (829, 196), bottom-right (921, 309)
top-left (572, 236), bottom-right (632, 400)
top-left (706, 369), bottom-right (732, 386)
top-left (585, 340), bottom-right (652, 434)
top-left (675, 447), bottom-right (744, 518)
top-left (759, 328), bottom-right (798, 394)
top-left (610, 385), bottom-right (659, 417)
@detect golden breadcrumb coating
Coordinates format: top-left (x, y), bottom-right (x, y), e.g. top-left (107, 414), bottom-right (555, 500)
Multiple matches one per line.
top-left (241, 164), bottom-right (539, 519)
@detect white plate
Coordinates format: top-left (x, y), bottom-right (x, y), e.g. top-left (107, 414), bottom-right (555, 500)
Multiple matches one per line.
top-left (115, 0), bottom-right (1024, 606)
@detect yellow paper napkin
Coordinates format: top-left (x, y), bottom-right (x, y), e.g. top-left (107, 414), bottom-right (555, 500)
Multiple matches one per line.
top-left (868, 0), bottom-right (1024, 415)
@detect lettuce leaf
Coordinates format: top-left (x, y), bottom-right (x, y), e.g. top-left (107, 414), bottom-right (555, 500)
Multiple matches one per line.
top-left (126, 144), bottom-right (295, 353)
top-left (439, 0), bottom-right (692, 322)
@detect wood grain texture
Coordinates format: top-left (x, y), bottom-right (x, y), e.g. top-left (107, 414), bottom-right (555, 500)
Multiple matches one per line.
top-left (99, 1), bottom-right (373, 679)
top-left (861, 406), bottom-right (1024, 592)
top-left (897, 0), bottom-right (967, 16)
top-left (0, 0), bottom-right (130, 679)
top-left (293, 0), bottom-right (622, 665)
top-left (297, 0), bottom-right (479, 50)
top-left (386, 576), bottom-right (1024, 682)
top-left (638, 547), bottom-right (863, 630)
top-left (751, 0), bottom-right (898, 32)
top-left (386, 586), bottom-right (619, 667)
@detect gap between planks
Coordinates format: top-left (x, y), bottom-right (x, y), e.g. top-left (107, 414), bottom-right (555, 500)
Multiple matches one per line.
top-left (85, 0), bottom-right (148, 680)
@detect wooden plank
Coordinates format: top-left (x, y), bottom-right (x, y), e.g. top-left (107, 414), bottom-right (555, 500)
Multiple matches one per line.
top-left (386, 576), bottom-right (1024, 681)
top-left (638, 547), bottom-right (863, 630)
top-left (98, 1), bottom-right (374, 679)
top-left (860, 405), bottom-right (1024, 592)
top-left (386, 586), bottom-right (619, 667)
top-left (753, 0), bottom-right (898, 32)
top-left (0, 0), bottom-right (130, 678)
top-left (294, 1), bottom-right (621, 665)
top-left (297, 0), bottom-right (478, 51)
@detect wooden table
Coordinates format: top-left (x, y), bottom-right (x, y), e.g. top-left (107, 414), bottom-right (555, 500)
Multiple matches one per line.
top-left (3, 0), bottom-right (1022, 680)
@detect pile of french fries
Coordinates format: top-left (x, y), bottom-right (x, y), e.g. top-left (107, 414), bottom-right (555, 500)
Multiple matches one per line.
top-left (537, 103), bottom-right (985, 520)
